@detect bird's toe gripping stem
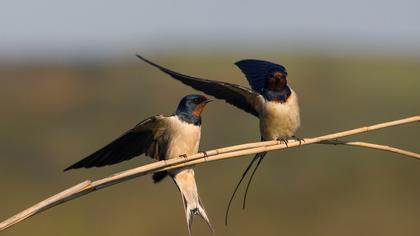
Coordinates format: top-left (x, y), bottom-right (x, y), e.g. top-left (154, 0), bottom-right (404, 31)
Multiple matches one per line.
top-left (200, 151), bottom-right (209, 160)
top-left (179, 154), bottom-right (188, 159)
top-left (277, 137), bottom-right (289, 147)
top-left (292, 136), bottom-right (305, 145)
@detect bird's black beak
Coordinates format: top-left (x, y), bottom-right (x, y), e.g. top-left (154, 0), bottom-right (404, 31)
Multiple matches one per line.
top-left (204, 99), bottom-right (213, 104)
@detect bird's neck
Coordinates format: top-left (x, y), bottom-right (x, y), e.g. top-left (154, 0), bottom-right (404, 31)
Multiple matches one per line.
top-left (175, 111), bottom-right (202, 126)
top-left (262, 86), bottom-right (291, 103)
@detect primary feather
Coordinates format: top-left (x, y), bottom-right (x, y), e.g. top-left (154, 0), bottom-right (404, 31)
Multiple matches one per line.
top-left (64, 115), bottom-right (165, 171)
top-left (137, 54), bottom-right (261, 117)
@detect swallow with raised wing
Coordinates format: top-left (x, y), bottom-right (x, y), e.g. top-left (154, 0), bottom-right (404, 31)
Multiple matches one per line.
top-left (64, 94), bottom-right (214, 235)
top-left (136, 55), bottom-right (301, 225)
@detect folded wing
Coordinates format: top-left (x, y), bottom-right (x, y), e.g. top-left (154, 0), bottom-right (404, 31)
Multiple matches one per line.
top-left (137, 55), bottom-right (261, 117)
top-left (64, 115), bottom-right (166, 171)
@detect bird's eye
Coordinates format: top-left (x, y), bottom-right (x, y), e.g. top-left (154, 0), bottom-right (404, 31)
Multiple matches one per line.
top-left (193, 98), bottom-right (200, 103)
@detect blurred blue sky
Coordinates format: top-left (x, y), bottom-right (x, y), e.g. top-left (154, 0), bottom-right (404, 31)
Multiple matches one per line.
top-left (1, 0), bottom-right (419, 61)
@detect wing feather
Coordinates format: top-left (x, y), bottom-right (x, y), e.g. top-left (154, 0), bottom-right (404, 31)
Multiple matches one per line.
top-left (137, 55), bottom-right (262, 117)
top-left (64, 115), bottom-right (166, 171)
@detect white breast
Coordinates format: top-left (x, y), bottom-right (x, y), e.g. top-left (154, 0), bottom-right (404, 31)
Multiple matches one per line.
top-left (164, 116), bottom-right (201, 160)
top-left (259, 89), bottom-right (301, 140)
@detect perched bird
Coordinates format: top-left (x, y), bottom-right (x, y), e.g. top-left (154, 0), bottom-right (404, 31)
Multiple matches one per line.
top-left (136, 55), bottom-right (301, 224)
top-left (64, 94), bottom-right (214, 235)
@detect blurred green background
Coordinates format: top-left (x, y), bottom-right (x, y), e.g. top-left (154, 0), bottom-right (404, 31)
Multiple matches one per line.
top-left (1, 0), bottom-right (420, 235)
top-left (0, 53), bottom-right (419, 236)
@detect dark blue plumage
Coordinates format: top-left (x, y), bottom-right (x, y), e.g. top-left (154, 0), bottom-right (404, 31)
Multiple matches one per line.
top-left (175, 94), bottom-right (210, 126)
top-left (235, 59), bottom-right (287, 93)
top-left (136, 55), bottom-right (300, 226)
top-left (136, 54), bottom-right (260, 117)
top-left (64, 93), bottom-right (214, 235)
top-left (262, 86), bottom-right (291, 103)
top-left (64, 94), bottom-right (211, 171)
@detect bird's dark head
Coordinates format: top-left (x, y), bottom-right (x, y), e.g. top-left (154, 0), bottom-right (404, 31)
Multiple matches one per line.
top-left (175, 94), bottom-right (212, 125)
top-left (265, 68), bottom-right (288, 92)
top-left (235, 59), bottom-right (291, 103)
top-left (235, 59), bottom-right (288, 93)
top-left (263, 68), bottom-right (291, 103)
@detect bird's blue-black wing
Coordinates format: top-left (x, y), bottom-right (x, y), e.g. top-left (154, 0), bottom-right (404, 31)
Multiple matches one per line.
top-left (235, 59), bottom-right (287, 93)
top-left (64, 115), bottom-right (165, 171)
top-left (137, 55), bottom-right (261, 117)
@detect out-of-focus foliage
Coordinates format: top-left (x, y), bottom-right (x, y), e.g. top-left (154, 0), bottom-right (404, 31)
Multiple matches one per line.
top-left (0, 53), bottom-right (419, 236)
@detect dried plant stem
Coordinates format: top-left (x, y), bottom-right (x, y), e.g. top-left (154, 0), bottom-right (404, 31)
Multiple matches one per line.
top-left (319, 140), bottom-right (420, 159)
top-left (0, 115), bottom-right (419, 231)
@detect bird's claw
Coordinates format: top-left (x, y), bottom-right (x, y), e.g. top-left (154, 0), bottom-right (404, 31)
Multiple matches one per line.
top-left (278, 138), bottom-right (289, 147)
top-left (201, 151), bottom-right (209, 160)
top-left (179, 154), bottom-right (188, 159)
top-left (292, 136), bottom-right (305, 145)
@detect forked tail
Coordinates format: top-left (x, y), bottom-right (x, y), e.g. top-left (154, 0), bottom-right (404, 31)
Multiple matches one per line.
top-left (173, 169), bottom-right (214, 236)
top-left (184, 196), bottom-right (214, 236)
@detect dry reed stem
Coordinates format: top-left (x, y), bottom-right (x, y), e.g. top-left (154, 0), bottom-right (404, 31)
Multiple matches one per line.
top-left (0, 115), bottom-right (418, 231)
top-left (319, 140), bottom-right (420, 159)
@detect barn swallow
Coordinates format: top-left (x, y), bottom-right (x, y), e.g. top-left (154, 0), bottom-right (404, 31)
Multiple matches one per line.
top-left (64, 94), bottom-right (214, 235)
top-left (136, 55), bottom-right (301, 224)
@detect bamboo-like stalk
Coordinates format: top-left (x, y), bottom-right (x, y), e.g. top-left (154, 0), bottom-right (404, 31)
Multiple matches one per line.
top-left (319, 140), bottom-right (420, 159)
top-left (0, 115), bottom-right (419, 231)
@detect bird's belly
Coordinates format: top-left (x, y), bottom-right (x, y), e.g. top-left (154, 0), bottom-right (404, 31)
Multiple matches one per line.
top-left (260, 100), bottom-right (300, 140)
top-left (165, 117), bottom-right (201, 159)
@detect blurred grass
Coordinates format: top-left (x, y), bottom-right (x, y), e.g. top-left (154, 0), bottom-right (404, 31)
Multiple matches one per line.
top-left (0, 53), bottom-right (419, 236)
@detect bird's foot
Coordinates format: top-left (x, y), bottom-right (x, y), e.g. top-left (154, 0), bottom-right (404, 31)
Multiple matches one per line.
top-left (201, 151), bottom-right (209, 160)
top-left (179, 154), bottom-right (188, 159)
top-left (292, 136), bottom-right (305, 145)
top-left (277, 138), bottom-right (289, 147)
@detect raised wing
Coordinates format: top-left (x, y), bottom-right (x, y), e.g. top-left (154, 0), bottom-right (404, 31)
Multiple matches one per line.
top-left (137, 55), bottom-right (262, 117)
top-left (235, 59), bottom-right (287, 93)
top-left (64, 115), bottom-right (166, 171)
